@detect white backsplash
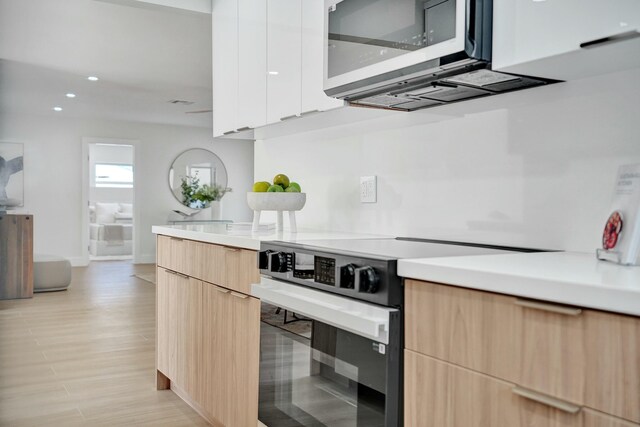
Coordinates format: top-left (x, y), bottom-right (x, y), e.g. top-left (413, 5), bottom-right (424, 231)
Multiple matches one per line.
top-left (255, 68), bottom-right (640, 252)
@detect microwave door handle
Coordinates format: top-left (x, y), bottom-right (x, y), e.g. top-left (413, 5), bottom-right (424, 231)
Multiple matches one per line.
top-left (465, 0), bottom-right (477, 55)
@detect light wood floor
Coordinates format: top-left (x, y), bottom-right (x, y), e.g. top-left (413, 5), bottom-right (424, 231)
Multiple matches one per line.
top-left (0, 261), bottom-right (208, 426)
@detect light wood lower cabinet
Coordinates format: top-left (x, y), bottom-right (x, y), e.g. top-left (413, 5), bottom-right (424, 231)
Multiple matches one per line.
top-left (405, 280), bottom-right (640, 423)
top-left (156, 235), bottom-right (260, 427)
top-left (405, 350), bottom-right (639, 427)
top-left (201, 282), bottom-right (260, 426)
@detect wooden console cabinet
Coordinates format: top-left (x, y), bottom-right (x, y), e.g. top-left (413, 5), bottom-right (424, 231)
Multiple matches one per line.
top-left (0, 214), bottom-right (33, 299)
top-left (404, 279), bottom-right (640, 427)
top-left (156, 235), bottom-right (260, 427)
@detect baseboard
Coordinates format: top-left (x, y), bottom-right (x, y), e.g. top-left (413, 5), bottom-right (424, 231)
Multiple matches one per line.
top-left (68, 256), bottom-right (89, 267)
top-left (135, 253), bottom-right (156, 264)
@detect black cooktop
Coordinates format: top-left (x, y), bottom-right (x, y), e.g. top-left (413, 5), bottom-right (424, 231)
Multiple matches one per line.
top-left (277, 237), bottom-right (540, 260)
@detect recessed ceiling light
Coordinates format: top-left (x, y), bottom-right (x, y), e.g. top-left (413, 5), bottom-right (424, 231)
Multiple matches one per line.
top-left (268, 71), bottom-right (279, 75)
top-left (87, 76), bottom-right (99, 81)
top-left (66, 93), bottom-right (76, 98)
top-left (53, 107), bottom-right (63, 112)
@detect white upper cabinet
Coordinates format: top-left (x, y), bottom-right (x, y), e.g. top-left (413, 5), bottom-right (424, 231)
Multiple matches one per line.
top-left (266, 0), bottom-right (302, 124)
top-left (493, 0), bottom-right (640, 80)
top-left (301, 0), bottom-right (344, 113)
top-left (238, 0), bottom-right (267, 130)
top-left (212, 0), bottom-right (239, 137)
top-left (212, 0), bottom-right (348, 138)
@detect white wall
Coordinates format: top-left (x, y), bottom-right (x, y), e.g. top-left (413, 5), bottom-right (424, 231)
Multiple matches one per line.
top-left (0, 113), bottom-right (254, 265)
top-left (89, 143), bottom-right (134, 205)
top-left (255, 68), bottom-right (640, 252)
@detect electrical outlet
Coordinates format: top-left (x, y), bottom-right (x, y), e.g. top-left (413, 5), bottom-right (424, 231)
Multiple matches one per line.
top-left (360, 176), bottom-right (377, 203)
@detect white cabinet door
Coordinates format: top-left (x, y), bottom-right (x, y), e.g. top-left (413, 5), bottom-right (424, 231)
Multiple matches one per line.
top-left (301, 0), bottom-right (344, 113)
top-left (238, 0), bottom-right (267, 130)
top-left (212, 0), bottom-right (238, 137)
top-left (493, 0), bottom-right (640, 80)
top-left (266, 0), bottom-right (302, 124)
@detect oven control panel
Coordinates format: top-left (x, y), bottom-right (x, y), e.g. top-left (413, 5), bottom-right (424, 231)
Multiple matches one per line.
top-left (257, 243), bottom-right (400, 307)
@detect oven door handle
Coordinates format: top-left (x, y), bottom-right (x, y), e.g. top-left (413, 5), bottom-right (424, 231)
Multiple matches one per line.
top-left (251, 277), bottom-right (397, 344)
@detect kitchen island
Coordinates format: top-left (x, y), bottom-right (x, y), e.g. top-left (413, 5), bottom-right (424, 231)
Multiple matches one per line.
top-left (399, 251), bottom-right (640, 426)
top-left (151, 224), bottom-right (389, 427)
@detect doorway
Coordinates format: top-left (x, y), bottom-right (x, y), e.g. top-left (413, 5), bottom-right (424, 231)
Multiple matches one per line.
top-left (84, 140), bottom-right (136, 262)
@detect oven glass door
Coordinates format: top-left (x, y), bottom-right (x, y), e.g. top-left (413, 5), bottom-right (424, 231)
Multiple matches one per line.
top-left (325, 0), bottom-right (466, 90)
top-left (259, 303), bottom-right (388, 427)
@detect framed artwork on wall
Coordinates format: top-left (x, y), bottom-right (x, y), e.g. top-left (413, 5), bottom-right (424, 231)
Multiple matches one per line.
top-left (0, 142), bottom-right (24, 210)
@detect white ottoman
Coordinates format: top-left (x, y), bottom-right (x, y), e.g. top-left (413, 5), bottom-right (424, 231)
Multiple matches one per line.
top-left (34, 255), bottom-right (72, 292)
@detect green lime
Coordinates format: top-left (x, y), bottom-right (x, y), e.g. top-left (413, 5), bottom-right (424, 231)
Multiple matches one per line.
top-left (252, 181), bottom-right (271, 192)
top-left (287, 182), bottom-right (301, 192)
top-left (267, 184), bottom-right (284, 192)
top-left (273, 174), bottom-right (290, 189)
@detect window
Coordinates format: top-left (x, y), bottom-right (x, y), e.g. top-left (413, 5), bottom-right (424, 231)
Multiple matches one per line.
top-left (95, 163), bottom-right (133, 188)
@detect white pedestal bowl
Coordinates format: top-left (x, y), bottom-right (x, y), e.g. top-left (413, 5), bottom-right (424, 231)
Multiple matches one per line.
top-left (247, 192), bottom-right (306, 232)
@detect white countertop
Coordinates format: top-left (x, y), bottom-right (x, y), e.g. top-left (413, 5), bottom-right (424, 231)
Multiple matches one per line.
top-left (398, 251), bottom-right (640, 316)
top-left (152, 223), bottom-right (391, 250)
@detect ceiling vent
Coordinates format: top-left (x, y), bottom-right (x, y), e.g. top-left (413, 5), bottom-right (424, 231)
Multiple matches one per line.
top-left (168, 99), bottom-right (195, 105)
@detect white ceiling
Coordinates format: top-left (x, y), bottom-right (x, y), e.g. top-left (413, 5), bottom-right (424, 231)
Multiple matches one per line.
top-left (0, 0), bottom-right (213, 128)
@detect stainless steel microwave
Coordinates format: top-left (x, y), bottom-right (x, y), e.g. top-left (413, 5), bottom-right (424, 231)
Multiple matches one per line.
top-left (322, 0), bottom-right (545, 111)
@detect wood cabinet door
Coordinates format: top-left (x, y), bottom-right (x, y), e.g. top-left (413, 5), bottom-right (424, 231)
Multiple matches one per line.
top-left (201, 282), bottom-right (260, 427)
top-left (405, 280), bottom-right (640, 423)
top-left (584, 310), bottom-right (640, 423)
top-left (156, 267), bottom-right (178, 380)
top-left (174, 277), bottom-right (202, 398)
top-left (221, 290), bottom-right (260, 427)
top-left (201, 281), bottom-right (228, 423)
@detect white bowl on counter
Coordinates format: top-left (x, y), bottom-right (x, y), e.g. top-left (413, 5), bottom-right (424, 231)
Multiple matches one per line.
top-left (246, 192), bottom-right (306, 232)
top-left (246, 192), bottom-right (306, 211)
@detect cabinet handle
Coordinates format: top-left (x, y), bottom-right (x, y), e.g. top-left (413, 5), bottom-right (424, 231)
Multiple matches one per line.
top-left (223, 247), bottom-right (240, 253)
top-left (236, 126), bottom-right (252, 132)
top-left (223, 130), bottom-right (236, 135)
top-left (580, 30), bottom-right (640, 49)
top-left (165, 269), bottom-right (189, 280)
top-left (212, 285), bottom-right (230, 294)
top-left (279, 114), bottom-right (299, 121)
top-left (229, 291), bottom-right (249, 300)
top-left (170, 237), bottom-right (183, 242)
top-left (515, 298), bottom-right (582, 316)
top-left (512, 386), bottom-right (581, 414)
top-left (300, 109), bottom-right (319, 116)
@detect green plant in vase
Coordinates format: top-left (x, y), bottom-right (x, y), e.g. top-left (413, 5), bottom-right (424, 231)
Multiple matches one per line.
top-left (181, 173), bottom-right (232, 209)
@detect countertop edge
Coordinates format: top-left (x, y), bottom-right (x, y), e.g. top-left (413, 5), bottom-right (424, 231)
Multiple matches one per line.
top-left (152, 226), bottom-right (261, 250)
top-left (398, 258), bottom-right (640, 317)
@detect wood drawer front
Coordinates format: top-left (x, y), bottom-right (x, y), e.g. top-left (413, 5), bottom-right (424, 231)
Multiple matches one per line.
top-left (157, 235), bottom-right (189, 274)
top-left (405, 280), bottom-right (640, 423)
top-left (189, 241), bottom-right (259, 295)
top-left (404, 350), bottom-right (639, 427)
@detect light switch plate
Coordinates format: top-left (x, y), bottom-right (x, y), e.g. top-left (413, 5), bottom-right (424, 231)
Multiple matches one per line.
top-left (360, 176), bottom-right (377, 203)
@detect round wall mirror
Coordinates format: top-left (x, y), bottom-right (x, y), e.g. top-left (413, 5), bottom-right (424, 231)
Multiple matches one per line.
top-left (169, 148), bottom-right (228, 209)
